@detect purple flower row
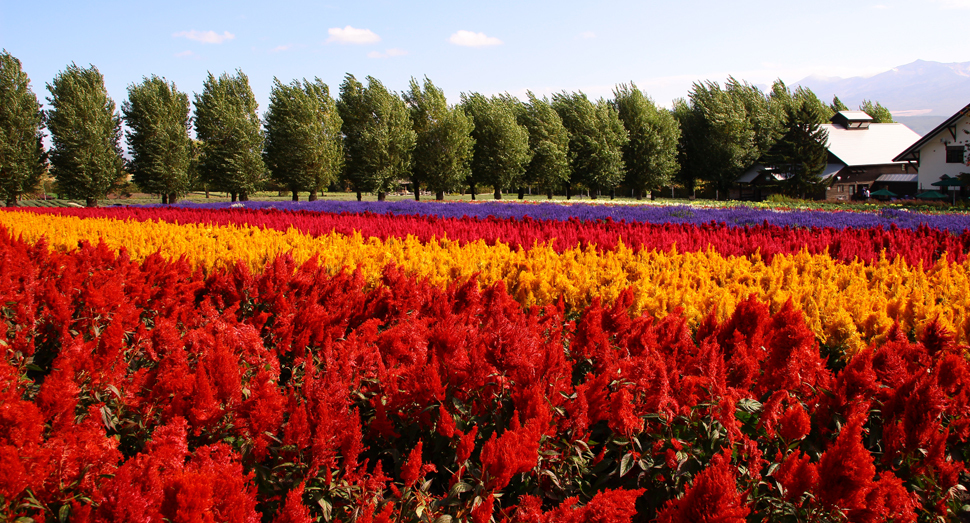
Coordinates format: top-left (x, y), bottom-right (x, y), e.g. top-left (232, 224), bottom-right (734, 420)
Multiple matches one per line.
top-left (164, 200), bottom-right (970, 233)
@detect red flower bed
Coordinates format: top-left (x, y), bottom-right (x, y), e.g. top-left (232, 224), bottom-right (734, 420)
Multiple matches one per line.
top-left (1, 227), bottom-right (968, 521)
top-left (18, 205), bottom-right (970, 266)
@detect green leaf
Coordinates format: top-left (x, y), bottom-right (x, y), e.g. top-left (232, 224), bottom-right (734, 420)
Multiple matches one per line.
top-left (619, 452), bottom-right (634, 477)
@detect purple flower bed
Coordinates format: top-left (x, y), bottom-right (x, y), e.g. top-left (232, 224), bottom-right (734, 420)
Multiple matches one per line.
top-left (163, 200), bottom-right (970, 233)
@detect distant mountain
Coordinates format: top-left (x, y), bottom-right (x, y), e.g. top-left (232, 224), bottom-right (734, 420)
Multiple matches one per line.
top-left (795, 59), bottom-right (970, 132)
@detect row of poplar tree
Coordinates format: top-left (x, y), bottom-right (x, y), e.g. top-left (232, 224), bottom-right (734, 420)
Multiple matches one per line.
top-left (0, 50), bottom-right (892, 206)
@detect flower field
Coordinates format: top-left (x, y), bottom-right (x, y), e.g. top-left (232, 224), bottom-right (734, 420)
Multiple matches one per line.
top-left (1, 201), bottom-right (969, 522)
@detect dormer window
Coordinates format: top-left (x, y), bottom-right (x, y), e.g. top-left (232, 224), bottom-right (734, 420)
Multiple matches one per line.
top-left (831, 110), bottom-right (874, 130)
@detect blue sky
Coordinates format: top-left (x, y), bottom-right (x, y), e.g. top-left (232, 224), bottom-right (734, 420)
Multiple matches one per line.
top-left (2, 0), bottom-right (969, 114)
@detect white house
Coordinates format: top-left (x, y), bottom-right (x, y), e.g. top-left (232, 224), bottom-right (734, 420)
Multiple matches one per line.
top-left (737, 111), bottom-right (921, 200)
top-left (893, 103), bottom-right (970, 194)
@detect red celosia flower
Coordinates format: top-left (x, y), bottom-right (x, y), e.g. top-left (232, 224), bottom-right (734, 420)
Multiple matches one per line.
top-left (471, 494), bottom-right (495, 523)
top-left (275, 483), bottom-right (313, 523)
top-left (777, 403), bottom-right (811, 442)
top-left (456, 425), bottom-right (478, 465)
top-left (853, 472), bottom-right (917, 523)
top-left (512, 488), bottom-right (643, 523)
top-left (479, 415), bottom-right (541, 491)
top-left (608, 388), bottom-right (643, 437)
top-left (438, 404), bottom-right (456, 438)
top-left (401, 440), bottom-right (425, 487)
top-left (773, 450), bottom-right (818, 502)
top-left (816, 405), bottom-right (875, 513)
top-left (655, 452), bottom-right (749, 523)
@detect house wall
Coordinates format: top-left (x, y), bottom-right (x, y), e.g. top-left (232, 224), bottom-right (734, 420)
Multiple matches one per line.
top-left (916, 115), bottom-right (970, 190)
top-left (824, 163), bottom-right (915, 200)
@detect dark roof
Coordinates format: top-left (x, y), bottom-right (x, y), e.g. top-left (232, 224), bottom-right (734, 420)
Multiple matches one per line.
top-left (893, 102), bottom-right (970, 162)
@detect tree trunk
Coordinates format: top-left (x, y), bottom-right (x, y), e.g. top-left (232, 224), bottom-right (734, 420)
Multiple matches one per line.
top-left (309, 189), bottom-right (318, 201)
top-left (517, 187), bottom-right (525, 199)
top-left (240, 192), bottom-right (249, 201)
top-left (414, 185), bottom-right (420, 201)
top-left (292, 190), bottom-right (299, 202)
top-left (590, 188), bottom-right (597, 200)
top-left (5, 198), bottom-right (16, 207)
top-left (161, 194), bottom-right (168, 204)
top-left (377, 191), bottom-right (386, 202)
top-left (231, 192), bottom-right (238, 202)
top-left (205, 188), bottom-right (210, 198)
top-left (547, 189), bottom-right (553, 199)
top-left (566, 185), bottom-right (572, 200)
top-left (356, 190), bottom-right (362, 201)
top-left (470, 184), bottom-right (477, 200)
top-left (86, 197), bottom-right (97, 208)
top-left (169, 193), bottom-right (177, 204)
top-left (610, 188), bottom-right (615, 200)
top-left (635, 189), bottom-right (643, 201)
top-left (436, 191), bottom-right (444, 201)
top-left (494, 187), bottom-right (502, 200)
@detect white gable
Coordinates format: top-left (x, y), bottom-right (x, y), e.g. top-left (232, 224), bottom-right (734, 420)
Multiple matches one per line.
top-left (821, 123), bottom-right (921, 167)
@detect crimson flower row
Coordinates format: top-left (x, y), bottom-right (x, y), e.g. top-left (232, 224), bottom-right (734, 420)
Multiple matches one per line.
top-left (0, 230), bottom-right (966, 522)
top-left (21, 205), bottom-right (970, 266)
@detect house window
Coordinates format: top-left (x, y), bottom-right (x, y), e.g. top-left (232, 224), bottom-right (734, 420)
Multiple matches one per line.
top-left (838, 185), bottom-right (844, 192)
top-left (946, 146), bottom-right (964, 164)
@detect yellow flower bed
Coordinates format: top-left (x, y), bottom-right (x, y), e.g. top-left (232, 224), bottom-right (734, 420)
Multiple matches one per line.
top-left (4, 210), bottom-right (968, 354)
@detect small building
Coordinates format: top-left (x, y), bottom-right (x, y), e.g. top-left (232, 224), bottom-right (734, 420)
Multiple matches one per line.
top-left (893, 103), bottom-right (970, 199)
top-left (737, 111), bottom-right (921, 200)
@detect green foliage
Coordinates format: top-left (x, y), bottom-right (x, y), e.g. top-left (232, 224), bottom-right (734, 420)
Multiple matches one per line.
top-left (517, 91), bottom-right (570, 198)
top-left (830, 95), bottom-right (848, 114)
top-left (337, 74), bottom-right (415, 200)
top-left (859, 100), bottom-right (894, 123)
top-left (551, 91), bottom-right (628, 198)
top-left (403, 76), bottom-right (474, 200)
top-left (675, 78), bottom-right (776, 198)
top-left (263, 77), bottom-right (343, 201)
top-left (612, 82), bottom-right (680, 199)
top-left (461, 92), bottom-right (530, 199)
top-left (45, 63), bottom-right (124, 207)
top-left (0, 50), bottom-right (46, 206)
top-left (194, 70), bottom-right (266, 201)
top-left (761, 98), bottom-right (829, 198)
top-left (122, 75), bottom-right (192, 203)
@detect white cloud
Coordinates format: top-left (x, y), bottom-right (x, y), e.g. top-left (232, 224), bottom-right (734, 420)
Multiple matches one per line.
top-left (580, 31), bottom-right (596, 39)
top-left (174, 50), bottom-right (199, 59)
top-left (449, 30), bottom-right (502, 47)
top-left (271, 44), bottom-right (292, 53)
top-left (172, 30), bottom-right (235, 44)
top-left (367, 48), bottom-right (408, 59)
top-left (327, 26), bottom-right (381, 44)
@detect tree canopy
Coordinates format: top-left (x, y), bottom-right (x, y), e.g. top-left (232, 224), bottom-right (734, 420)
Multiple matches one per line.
top-left (517, 91), bottom-right (570, 199)
top-left (0, 50), bottom-right (45, 207)
top-left (461, 92), bottom-right (530, 200)
top-left (123, 75), bottom-right (192, 204)
top-left (46, 63), bottom-right (124, 207)
top-left (860, 100), bottom-right (894, 123)
top-left (194, 70), bottom-right (266, 201)
top-left (263, 77), bottom-right (343, 201)
top-left (551, 91), bottom-right (628, 198)
top-left (612, 83), bottom-right (680, 199)
top-left (337, 74), bottom-right (415, 201)
top-left (403, 76), bottom-right (474, 201)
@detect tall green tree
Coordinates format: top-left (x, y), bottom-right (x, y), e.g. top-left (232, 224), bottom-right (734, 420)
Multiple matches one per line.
top-left (761, 99), bottom-right (829, 198)
top-left (403, 76), bottom-right (474, 201)
top-left (337, 75), bottom-right (415, 201)
top-left (675, 79), bottom-right (775, 199)
top-left (461, 92), bottom-right (530, 200)
top-left (551, 91), bottom-right (628, 199)
top-left (860, 99), bottom-right (894, 123)
top-left (194, 70), bottom-right (265, 201)
top-left (46, 63), bottom-right (124, 207)
top-left (612, 83), bottom-right (680, 199)
top-left (0, 50), bottom-right (45, 207)
top-left (264, 77), bottom-right (343, 201)
top-left (122, 75), bottom-right (192, 204)
top-left (517, 91), bottom-right (570, 199)
top-left (830, 95), bottom-right (849, 114)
